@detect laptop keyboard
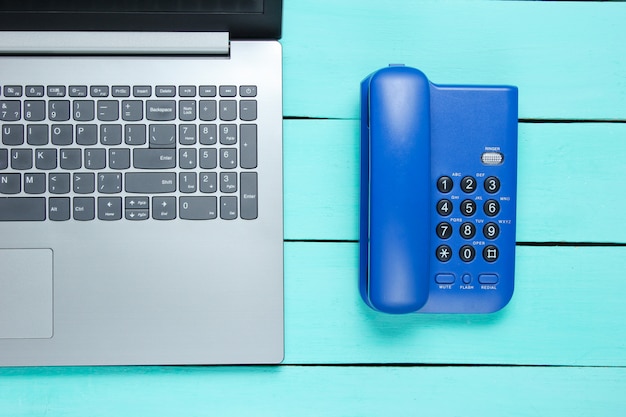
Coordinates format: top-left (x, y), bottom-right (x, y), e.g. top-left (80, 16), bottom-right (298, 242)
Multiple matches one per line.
top-left (0, 84), bottom-right (259, 221)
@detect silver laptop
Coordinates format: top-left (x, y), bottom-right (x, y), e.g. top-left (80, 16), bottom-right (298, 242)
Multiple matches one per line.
top-left (0, 0), bottom-right (283, 366)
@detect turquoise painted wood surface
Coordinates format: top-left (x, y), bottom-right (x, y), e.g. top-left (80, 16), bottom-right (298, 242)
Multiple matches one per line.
top-left (284, 121), bottom-right (626, 243)
top-left (282, 0), bottom-right (626, 120)
top-left (2, 1), bottom-right (626, 416)
top-left (2, 367), bottom-right (625, 417)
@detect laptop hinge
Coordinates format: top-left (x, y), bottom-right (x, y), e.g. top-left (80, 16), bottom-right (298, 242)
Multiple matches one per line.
top-left (0, 31), bottom-right (230, 55)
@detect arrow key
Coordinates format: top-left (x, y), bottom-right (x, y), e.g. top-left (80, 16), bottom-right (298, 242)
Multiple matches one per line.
top-left (125, 209), bottom-right (149, 220)
top-left (98, 197), bottom-right (122, 220)
top-left (152, 196), bottom-right (176, 220)
top-left (125, 196), bottom-right (149, 209)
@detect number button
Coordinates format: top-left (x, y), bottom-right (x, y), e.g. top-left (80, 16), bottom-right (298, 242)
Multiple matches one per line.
top-left (437, 176), bottom-right (453, 193)
top-left (460, 199), bottom-right (476, 216)
top-left (484, 176), bottom-right (501, 193)
top-left (460, 222), bottom-right (476, 239)
top-left (219, 148), bottom-right (237, 169)
top-left (436, 199), bottom-right (453, 216)
top-left (484, 222), bottom-right (500, 239)
top-left (484, 199), bottom-right (500, 217)
top-left (436, 244), bottom-right (452, 262)
top-left (461, 176), bottom-right (476, 193)
top-left (436, 222), bottom-right (452, 239)
top-left (459, 245), bottom-right (476, 262)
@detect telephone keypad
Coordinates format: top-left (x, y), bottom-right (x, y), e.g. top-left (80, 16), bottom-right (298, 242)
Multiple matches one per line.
top-left (435, 175), bottom-right (506, 265)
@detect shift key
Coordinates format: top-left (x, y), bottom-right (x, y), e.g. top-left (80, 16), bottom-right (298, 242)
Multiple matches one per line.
top-left (125, 173), bottom-right (176, 193)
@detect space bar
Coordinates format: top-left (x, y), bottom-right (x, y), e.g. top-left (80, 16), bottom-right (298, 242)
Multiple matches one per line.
top-left (0, 197), bottom-right (46, 221)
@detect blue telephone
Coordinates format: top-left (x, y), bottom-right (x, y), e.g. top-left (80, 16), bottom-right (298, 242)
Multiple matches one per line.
top-left (359, 66), bottom-right (518, 314)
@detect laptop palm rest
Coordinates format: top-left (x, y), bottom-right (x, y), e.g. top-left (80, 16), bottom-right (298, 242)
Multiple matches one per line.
top-left (0, 248), bottom-right (53, 339)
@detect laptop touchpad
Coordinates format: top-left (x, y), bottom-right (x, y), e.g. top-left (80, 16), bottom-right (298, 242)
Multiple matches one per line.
top-left (0, 249), bottom-right (53, 339)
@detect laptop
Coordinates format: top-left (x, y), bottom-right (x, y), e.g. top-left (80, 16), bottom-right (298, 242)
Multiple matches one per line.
top-left (0, 0), bottom-right (284, 366)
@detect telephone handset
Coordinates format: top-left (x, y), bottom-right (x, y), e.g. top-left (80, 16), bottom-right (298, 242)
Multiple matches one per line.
top-left (359, 66), bottom-right (518, 313)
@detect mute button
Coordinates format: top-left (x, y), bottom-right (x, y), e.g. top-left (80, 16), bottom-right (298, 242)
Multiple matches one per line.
top-left (435, 273), bottom-right (456, 284)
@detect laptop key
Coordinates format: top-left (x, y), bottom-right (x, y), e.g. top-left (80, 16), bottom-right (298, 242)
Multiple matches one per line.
top-left (98, 197), bottom-right (122, 220)
top-left (98, 173), bottom-right (122, 194)
top-left (73, 197), bottom-right (95, 221)
top-left (47, 86), bottom-right (66, 97)
top-left (27, 125), bottom-right (49, 145)
top-left (239, 86), bottom-right (257, 97)
top-left (97, 100), bottom-right (119, 121)
top-left (152, 196), bottom-right (176, 220)
top-left (180, 196), bottom-right (217, 220)
top-left (146, 100), bottom-right (176, 121)
top-left (49, 173), bottom-right (71, 194)
top-left (24, 173), bottom-right (46, 194)
top-left (2, 124), bottom-right (24, 145)
top-left (11, 149), bottom-right (32, 170)
top-left (0, 197), bottom-right (46, 221)
top-left (219, 86), bottom-right (237, 97)
top-left (0, 174), bottom-right (21, 194)
top-left (240, 124), bottom-right (257, 169)
top-left (220, 196), bottom-right (237, 220)
top-left (133, 86), bottom-right (152, 97)
top-left (49, 100), bottom-right (70, 121)
top-left (25, 86), bottom-right (45, 97)
top-left (240, 172), bottom-right (258, 220)
top-left (125, 172), bottom-right (176, 193)
top-left (24, 101), bottom-right (46, 121)
top-left (0, 101), bottom-right (21, 121)
top-left (149, 124), bottom-right (176, 148)
top-left (133, 149), bottom-right (176, 169)
top-left (49, 197), bottom-right (70, 221)
top-left (73, 100), bottom-right (95, 121)
top-left (219, 100), bottom-right (237, 121)
top-left (155, 86), bottom-right (176, 97)
top-left (3, 86), bottom-right (22, 97)
top-left (69, 86), bottom-right (88, 97)
top-left (90, 86), bottom-right (109, 97)
top-left (0, 149), bottom-right (8, 169)
top-left (240, 100), bottom-right (257, 121)
top-left (122, 100), bottom-right (143, 121)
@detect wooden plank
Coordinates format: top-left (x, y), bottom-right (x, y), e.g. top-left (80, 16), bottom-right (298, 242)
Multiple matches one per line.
top-left (284, 120), bottom-right (626, 243)
top-left (284, 243), bottom-right (626, 366)
top-left (282, 0), bottom-right (626, 120)
top-left (1, 366), bottom-right (624, 416)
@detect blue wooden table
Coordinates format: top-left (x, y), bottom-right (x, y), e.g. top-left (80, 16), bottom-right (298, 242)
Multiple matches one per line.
top-left (2, 1), bottom-right (626, 415)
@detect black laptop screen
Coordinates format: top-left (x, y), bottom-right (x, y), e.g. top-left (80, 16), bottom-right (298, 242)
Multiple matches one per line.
top-left (0, 0), bottom-right (263, 13)
top-left (0, 0), bottom-right (282, 39)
